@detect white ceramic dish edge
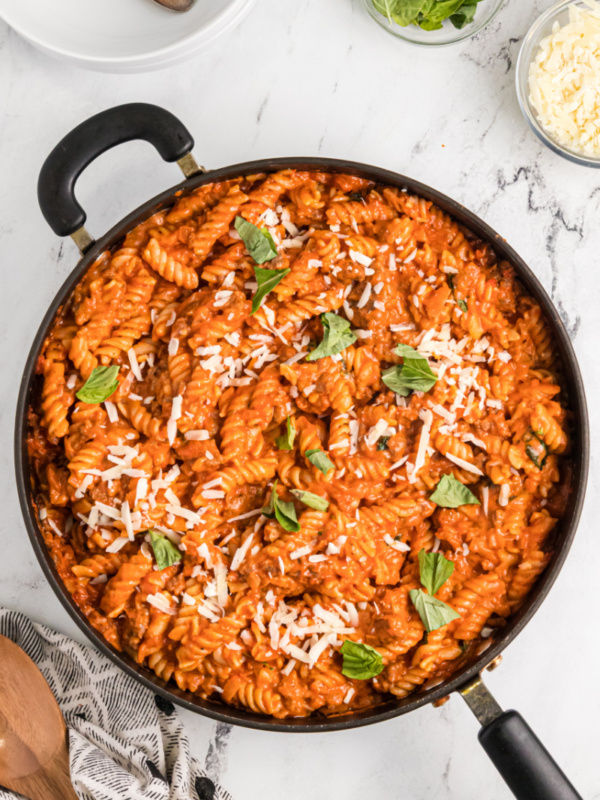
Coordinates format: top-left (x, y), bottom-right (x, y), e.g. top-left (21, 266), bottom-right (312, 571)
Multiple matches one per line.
top-left (0, 0), bottom-right (256, 73)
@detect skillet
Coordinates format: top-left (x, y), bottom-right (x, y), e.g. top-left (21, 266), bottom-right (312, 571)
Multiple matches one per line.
top-left (15, 103), bottom-right (589, 799)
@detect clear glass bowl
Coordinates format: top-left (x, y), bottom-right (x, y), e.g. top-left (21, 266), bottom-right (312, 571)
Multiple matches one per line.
top-left (516, 0), bottom-right (600, 168)
top-left (360, 0), bottom-right (505, 46)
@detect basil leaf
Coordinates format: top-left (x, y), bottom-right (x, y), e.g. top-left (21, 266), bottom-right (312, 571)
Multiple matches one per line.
top-left (276, 416), bottom-right (296, 450)
top-left (275, 497), bottom-right (300, 532)
top-left (234, 216), bottom-right (278, 265)
top-left (417, 14), bottom-right (443, 29)
top-left (381, 366), bottom-right (411, 396)
top-left (76, 366), bottom-right (119, 404)
top-left (348, 191), bottom-right (364, 202)
top-left (305, 448), bottom-right (335, 476)
top-left (372, 0), bottom-right (397, 23)
top-left (419, 0), bottom-right (436, 15)
top-left (395, 343), bottom-right (422, 360)
top-left (394, 359), bottom-right (438, 392)
top-left (421, 0), bottom-right (464, 23)
top-left (262, 484), bottom-right (275, 517)
top-left (372, 0), bottom-right (481, 30)
top-left (448, 274), bottom-right (468, 312)
top-left (306, 312), bottom-right (357, 361)
top-left (418, 549), bottom-right (455, 596)
top-left (377, 436), bottom-right (390, 451)
top-left (409, 589), bottom-right (460, 632)
top-left (250, 265), bottom-right (291, 315)
top-left (430, 474), bottom-right (480, 508)
top-left (381, 0), bottom-right (429, 26)
top-left (340, 640), bottom-right (383, 680)
top-left (381, 344), bottom-right (437, 395)
top-left (450, 0), bottom-right (480, 28)
top-left (524, 430), bottom-right (547, 468)
top-left (291, 490), bottom-right (329, 512)
top-left (262, 481), bottom-right (300, 532)
top-left (149, 530), bottom-right (182, 571)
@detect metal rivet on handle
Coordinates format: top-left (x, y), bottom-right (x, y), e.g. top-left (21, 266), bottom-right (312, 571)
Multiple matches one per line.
top-left (70, 227), bottom-right (95, 255)
top-left (177, 153), bottom-right (205, 179)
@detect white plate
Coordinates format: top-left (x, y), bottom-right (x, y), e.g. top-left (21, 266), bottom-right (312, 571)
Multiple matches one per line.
top-left (0, 0), bottom-right (255, 73)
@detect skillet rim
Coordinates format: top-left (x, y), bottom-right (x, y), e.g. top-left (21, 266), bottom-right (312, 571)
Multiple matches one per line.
top-left (14, 156), bottom-right (590, 732)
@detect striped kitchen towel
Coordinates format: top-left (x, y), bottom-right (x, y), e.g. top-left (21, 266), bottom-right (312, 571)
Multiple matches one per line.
top-left (0, 608), bottom-right (233, 800)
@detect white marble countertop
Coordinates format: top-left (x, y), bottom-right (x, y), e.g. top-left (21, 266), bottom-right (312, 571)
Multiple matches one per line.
top-left (1, 1), bottom-right (599, 797)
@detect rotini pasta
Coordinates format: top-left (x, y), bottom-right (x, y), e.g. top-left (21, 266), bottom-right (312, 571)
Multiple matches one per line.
top-left (27, 170), bottom-right (571, 719)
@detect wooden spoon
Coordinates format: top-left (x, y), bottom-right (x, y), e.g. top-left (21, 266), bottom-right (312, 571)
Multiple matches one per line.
top-left (151, 0), bottom-right (196, 11)
top-left (0, 635), bottom-right (78, 800)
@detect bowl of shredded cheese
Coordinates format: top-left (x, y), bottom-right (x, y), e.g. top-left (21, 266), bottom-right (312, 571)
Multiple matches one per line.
top-left (517, 0), bottom-right (600, 165)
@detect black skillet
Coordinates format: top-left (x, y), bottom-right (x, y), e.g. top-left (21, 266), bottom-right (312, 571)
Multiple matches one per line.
top-left (15, 103), bottom-right (589, 800)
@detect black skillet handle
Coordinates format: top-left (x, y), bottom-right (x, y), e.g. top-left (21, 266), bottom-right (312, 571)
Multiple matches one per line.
top-left (461, 676), bottom-right (582, 800)
top-left (479, 710), bottom-right (582, 800)
top-left (38, 103), bottom-right (196, 238)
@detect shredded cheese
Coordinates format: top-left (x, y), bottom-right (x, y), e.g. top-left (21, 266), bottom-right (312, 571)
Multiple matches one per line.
top-left (498, 484), bottom-right (511, 507)
top-left (444, 452), bottom-right (484, 476)
top-left (529, 2), bottom-right (600, 156)
top-left (127, 348), bottom-right (143, 382)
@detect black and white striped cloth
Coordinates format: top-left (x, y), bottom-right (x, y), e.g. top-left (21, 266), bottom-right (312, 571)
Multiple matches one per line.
top-left (0, 609), bottom-right (233, 800)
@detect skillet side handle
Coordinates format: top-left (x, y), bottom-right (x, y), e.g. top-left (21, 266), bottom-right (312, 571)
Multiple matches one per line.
top-left (460, 676), bottom-right (582, 800)
top-left (37, 103), bottom-right (202, 247)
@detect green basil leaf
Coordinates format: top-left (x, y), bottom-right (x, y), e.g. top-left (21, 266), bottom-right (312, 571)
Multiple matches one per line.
top-left (305, 448), bottom-right (335, 476)
top-left (421, 0), bottom-right (464, 23)
top-left (291, 490), bottom-right (329, 512)
top-left (430, 474), bottom-right (480, 508)
top-left (348, 191), bottom-right (365, 202)
top-left (149, 530), bottom-right (182, 571)
top-left (418, 0), bottom-right (436, 18)
top-left (391, 0), bottom-right (430, 26)
top-left (372, 0), bottom-right (480, 29)
top-left (449, 0), bottom-right (480, 28)
top-left (395, 343), bottom-right (423, 360)
top-left (394, 359), bottom-right (437, 392)
top-left (275, 497), bottom-right (300, 532)
top-left (276, 416), bottom-right (296, 450)
top-left (262, 481), bottom-right (300, 532)
top-left (524, 430), bottom-right (547, 469)
top-left (448, 274), bottom-right (468, 312)
top-left (418, 549), bottom-right (455, 596)
top-left (262, 484), bottom-right (275, 517)
top-left (525, 444), bottom-right (543, 468)
top-left (306, 312), bottom-right (357, 361)
top-left (340, 640), bottom-right (383, 680)
top-left (234, 216), bottom-right (278, 265)
top-left (377, 436), bottom-right (390, 451)
top-left (250, 265), bottom-right (291, 315)
top-left (381, 344), bottom-right (437, 395)
top-left (417, 14), bottom-right (443, 29)
top-left (381, 366), bottom-right (412, 396)
top-left (76, 366), bottom-right (120, 404)
top-left (409, 589), bottom-right (460, 632)
top-left (370, 0), bottom-right (392, 20)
